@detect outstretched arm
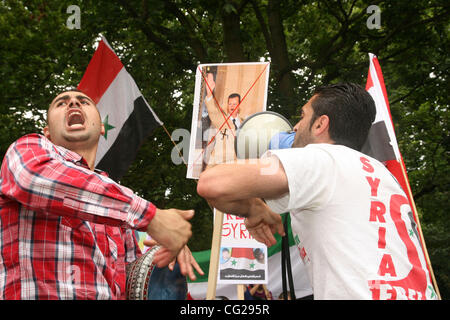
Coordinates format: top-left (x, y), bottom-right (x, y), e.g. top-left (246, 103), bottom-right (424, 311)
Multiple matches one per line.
top-left (197, 157), bottom-right (288, 203)
top-left (2, 134), bottom-right (194, 267)
top-left (197, 157), bottom-right (288, 245)
top-left (1, 134), bottom-right (155, 230)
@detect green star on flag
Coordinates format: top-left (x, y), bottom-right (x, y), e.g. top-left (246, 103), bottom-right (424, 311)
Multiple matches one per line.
top-left (249, 262), bottom-right (255, 269)
top-left (231, 259), bottom-right (237, 266)
top-left (102, 115), bottom-right (115, 139)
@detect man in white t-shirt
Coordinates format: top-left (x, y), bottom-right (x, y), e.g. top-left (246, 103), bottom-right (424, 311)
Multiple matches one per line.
top-left (197, 83), bottom-right (437, 300)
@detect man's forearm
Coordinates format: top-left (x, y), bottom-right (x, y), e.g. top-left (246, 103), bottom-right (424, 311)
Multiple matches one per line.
top-left (197, 158), bottom-right (289, 203)
top-left (207, 198), bottom-right (250, 217)
top-left (3, 134), bottom-right (155, 230)
top-left (207, 197), bottom-right (265, 218)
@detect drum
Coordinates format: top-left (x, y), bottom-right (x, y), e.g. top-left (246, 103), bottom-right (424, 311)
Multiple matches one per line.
top-left (126, 246), bottom-right (188, 300)
top-left (235, 111), bottom-right (293, 159)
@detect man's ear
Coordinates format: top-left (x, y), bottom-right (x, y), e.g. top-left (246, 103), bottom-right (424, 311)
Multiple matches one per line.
top-left (100, 122), bottom-right (105, 136)
top-left (43, 126), bottom-right (51, 140)
top-left (313, 115), bottom-right (330, 135)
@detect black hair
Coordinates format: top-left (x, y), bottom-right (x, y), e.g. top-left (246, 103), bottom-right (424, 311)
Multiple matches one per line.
top-left (228, 93), bottom-right (241, 103)
top-left (310, 82), bottom-right (376, 151)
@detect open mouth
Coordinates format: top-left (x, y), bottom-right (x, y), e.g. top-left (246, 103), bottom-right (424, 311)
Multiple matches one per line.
top-left (66, 110), bottom-right (85, 130)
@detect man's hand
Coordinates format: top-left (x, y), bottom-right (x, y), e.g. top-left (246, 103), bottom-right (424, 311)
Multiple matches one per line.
top-left (245, 200), bottom-right (285, 247)
top-left (146, 208), bottom-right (193, 267)
top-left (145, 239), bottom-right (204, 281)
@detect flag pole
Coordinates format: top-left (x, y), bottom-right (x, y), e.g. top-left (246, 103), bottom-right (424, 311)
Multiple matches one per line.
top-left (398, 158), bottom-right (441, 299)
top-left (206, 209), bottom-right (224, 300)
top-left (237, 284), bottom-right (245, 300)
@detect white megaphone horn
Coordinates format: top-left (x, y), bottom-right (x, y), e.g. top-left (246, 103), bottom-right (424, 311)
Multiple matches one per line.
top-left (235, 111), bottom-right (295, 159)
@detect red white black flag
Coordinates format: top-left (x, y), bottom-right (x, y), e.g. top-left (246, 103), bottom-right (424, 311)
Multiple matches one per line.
top-left (362, 53), bottom-right (414, 208)
top-left (78, 36), bottom-right (162, 180)
top-left (362, 53), bottom-right (439, 299)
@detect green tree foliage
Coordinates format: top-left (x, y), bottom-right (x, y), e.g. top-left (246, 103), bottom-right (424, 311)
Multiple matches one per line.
top-left (1, 0), bottom-right (448, 297)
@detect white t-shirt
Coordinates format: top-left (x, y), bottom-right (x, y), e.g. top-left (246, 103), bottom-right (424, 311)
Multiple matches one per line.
top-left (264, 144), bottom-right (436, 300)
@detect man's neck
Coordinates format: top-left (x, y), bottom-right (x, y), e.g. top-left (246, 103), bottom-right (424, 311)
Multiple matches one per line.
top-left (67, 145), bottom-right (98, 171)
top-left (76, 150), bottom-right (96, 170)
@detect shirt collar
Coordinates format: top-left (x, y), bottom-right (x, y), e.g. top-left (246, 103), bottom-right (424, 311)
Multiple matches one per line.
top-left (53, 142), bottom-right (108, 177)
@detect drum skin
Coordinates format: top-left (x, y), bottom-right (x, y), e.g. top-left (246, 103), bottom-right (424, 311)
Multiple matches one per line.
top-left (126, 246), bottom-right (188, 300)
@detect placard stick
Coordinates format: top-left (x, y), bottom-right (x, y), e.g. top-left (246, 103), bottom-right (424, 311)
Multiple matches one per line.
top-left (237, 284), bottom-right (245, 300)
top-left (206, 209), bottom-right (224, 300)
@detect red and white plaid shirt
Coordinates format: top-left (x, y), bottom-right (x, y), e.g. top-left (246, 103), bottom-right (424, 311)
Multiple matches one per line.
top-left (0, 134), bottom-right (156, 299)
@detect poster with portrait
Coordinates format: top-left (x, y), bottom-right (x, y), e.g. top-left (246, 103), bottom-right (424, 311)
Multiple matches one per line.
top-left (187, 62), bottom-right (270, 179)
top-left (217, 210), bottom-right (268, 284)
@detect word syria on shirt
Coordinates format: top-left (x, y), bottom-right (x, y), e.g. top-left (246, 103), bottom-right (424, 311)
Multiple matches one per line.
top-left (360, 156), bottom-right (430, 300)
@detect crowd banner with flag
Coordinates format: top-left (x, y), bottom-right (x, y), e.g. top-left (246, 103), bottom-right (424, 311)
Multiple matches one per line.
top-left (187, 246), bottom-right (312, 300)
top-left (218, 247), bottom-right (266, 283)
top-left (78, 36), bottom-right (163, 180)
top-left (218, 212), bottom-right (268, 285)
top-left (136, 223), bottom-right (312, 300)
top-left (134, 212), bottom-right (313, 300)
top-left (362, 53), bottom-right (440, 299)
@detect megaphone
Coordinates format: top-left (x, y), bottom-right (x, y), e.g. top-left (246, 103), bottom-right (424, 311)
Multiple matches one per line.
top-left (235, 111), bottom-right (295, 159)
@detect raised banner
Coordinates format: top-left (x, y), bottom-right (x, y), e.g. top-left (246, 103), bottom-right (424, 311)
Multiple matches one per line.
top-left (187, 62), bottom-right (270, 179)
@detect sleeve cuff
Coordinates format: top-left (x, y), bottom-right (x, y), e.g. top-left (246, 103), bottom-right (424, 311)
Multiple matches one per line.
top-left (130, 198), bottom-right (157, 231)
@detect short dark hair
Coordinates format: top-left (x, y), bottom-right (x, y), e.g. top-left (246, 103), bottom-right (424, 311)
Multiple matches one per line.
top-left (228, 93), bottom-right (241, 103)
top-left (310, 83), bottom-right (376, 151)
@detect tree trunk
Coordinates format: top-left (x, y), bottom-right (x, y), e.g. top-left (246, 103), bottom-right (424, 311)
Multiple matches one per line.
top-left (252, 0), bottom-right (297, 112)
top-left (221, 2), bottom-right (246, 62)
top-left (267, 0), bottom-right (296, 101)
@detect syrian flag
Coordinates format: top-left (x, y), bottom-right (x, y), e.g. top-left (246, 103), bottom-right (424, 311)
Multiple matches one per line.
top-left (218, 247), bottom-right (266, 282)
top-left (362, 53), bottom-right (439, 298)
top-left (362, 53), bottom-right (411, 201)
top-left (78, 36), bottom-right (162, 180)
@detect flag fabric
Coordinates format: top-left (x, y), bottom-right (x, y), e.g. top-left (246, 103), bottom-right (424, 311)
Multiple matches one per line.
top-left (362, 53), bottom-right (411, 202)
top-left (78, 36), bottom-right (162, 181)
top-left (362, 53), bottom-right (438, 296)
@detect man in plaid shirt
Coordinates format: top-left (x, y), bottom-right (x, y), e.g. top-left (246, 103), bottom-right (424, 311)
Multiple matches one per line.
top-left (0, 90), bottom-right (201, 299)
